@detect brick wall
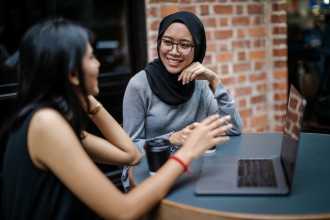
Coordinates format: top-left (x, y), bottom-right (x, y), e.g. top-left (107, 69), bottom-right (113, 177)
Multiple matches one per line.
top-left (145, 0), bottom-right (288, 132)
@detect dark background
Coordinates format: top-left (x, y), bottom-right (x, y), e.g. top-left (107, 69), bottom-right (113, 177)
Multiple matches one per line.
top-left (0, 0), bottom-right (147, 191)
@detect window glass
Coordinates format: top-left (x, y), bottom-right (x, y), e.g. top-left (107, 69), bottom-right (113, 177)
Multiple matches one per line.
top-left (287, 0), bottom-right (330, 133)
top-left (0, 0), bottom-right (131, 86)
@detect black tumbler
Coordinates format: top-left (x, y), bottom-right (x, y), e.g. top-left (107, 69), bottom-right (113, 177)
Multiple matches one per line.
top-left (144, 139), bottom-right (171, 175)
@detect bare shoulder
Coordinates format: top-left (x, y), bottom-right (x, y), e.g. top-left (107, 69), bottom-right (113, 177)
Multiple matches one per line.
top-left (29, 108), bottom-right (76, 146)
top-left (28, 108), bottom-right (77, 169)
top-left (30, 108), bottom-right (69, 131)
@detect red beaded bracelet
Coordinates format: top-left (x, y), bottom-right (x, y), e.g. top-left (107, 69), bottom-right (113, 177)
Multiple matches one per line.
top-left (169, 155), bottom-right (189, 172)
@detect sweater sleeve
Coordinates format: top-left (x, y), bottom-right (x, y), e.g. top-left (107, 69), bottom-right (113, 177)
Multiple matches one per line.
top-left (206, 83), bottom-right (243, 135)
top-left (123, 75), bottom-right (147, 152)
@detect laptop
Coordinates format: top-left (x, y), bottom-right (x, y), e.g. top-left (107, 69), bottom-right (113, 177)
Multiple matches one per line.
top-left (195, 85), bottom-right (306, 195)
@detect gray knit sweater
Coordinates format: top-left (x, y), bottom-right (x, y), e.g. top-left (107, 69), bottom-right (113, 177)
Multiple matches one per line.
top-left (123, 70), bottom-right (243, 152)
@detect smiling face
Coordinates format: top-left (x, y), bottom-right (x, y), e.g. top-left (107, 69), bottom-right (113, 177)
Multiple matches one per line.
top-left (159, 22), bottom-right (194, 74)
top-left (82, 43), bottom-right (100, 96)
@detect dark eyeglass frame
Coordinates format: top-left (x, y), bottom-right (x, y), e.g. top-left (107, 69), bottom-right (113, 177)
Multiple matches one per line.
top-left (160, 37), bottom-right (195, 54)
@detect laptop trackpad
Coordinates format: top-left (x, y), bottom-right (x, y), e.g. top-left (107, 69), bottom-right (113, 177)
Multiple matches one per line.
top-left (196, 156), bottom-right (239, 192)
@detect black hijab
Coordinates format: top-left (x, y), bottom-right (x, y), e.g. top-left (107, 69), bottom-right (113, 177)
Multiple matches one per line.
top-left (145, 11), bottom-right (206, 105)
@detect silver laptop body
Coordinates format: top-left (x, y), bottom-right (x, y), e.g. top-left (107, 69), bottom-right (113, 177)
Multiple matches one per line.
top-left (195, 85), bottom-right (306, 195)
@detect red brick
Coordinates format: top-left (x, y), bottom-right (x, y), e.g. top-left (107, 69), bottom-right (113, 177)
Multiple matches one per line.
top-left (150, 48), bottom-right (158, 59)
top-left (273, 82), bottom-right (287, 90)
top-left (214, 5), bottom-right (233, 14)
top-left (252, 16), bottom-right (264, 25)
top-left (203, 55), bottom-right (212, 64)
top-left (272, 3), bottom-right (287, 12)
top-left (203, 18), bottom-right (216, 27)
top-left (219, 43), bottom-right (228, 51)
top-left (242, 119), bottom-right (249, 128)
top-left (273, 49), bottom-right (287, 57)
top-left (273, 93), bottom-right (287, 101)
top-left (238, 75), bottom-right (247, 83)
top-left (221, 64), bottom-right (229, 74)
top-left (233, 63), bottom-right (251, 72)
top-left (150, 0), bottom-right (178, 2)
top-left (207, 43), bottom-right (216, 52)
top-left (254, 39), bottom-right (266, 48)
top-left (221, 76), bottom-right (236, 85)
top-left (237, 29), bottom-right (246, 38)
top-left (160, 6), bottom-right (179, 17)
top-left (255, 62), bottom-right (265, 70)
top-left (274, 125), bottom-right (284, 132)
top-left (249, 50), bottom-right (266, 60)
top-left (273, 70), bottom-right (287, 79)
top-left (236, 5), bottom-right (244, 14)
top-left (235, 87), bottom-right (252, 96)
top-left (232, 40), bottom-right (251, 49)
top-left (250, 72), bottom-right (267, 82)
top-left (200, 5), bottom-right (209, 15)
top-left (215, 30), bottom-right (233, 39)
top-left (218, 18), bottom-right (229, 26)
top-left (271, 14), bottom-right (287, 23)
top-left (239, 109), bottom-right (252, 118)
top-left (249, 27), bottom-right (266, 37)
top-left (206, 32), bottom-right (213, 41)
top-left (194, 0), bottom-right (214, 2)
top-left (273, 26), bottom-right (287, 35)
top-left (238, 98), bottom-right (247, 108)
top-left (248, 4), bottom-right (264, 14)
top-left (150, 20), bottom-right (160, 31)
top-left (256, 127), bottom-right (267, 132)
top-left (273, 38), bottom-right (287, 45)
top-left (235, 29), bottom-right (246, 38)
top-left (179, 6), bottom-right (196, 13)
top-left (217, 52), bottom-right (232, 62)
top-left (149, 34), bottom-right (157, 44)
top-left (251, 95), bottom-right (266, 104)
top-left (148, 6), bottom-right (159, 17)
top-left (232, 17), bottom-right (250, 26)
top-left (251, 115), bottom-right (268, 127)
top-left (274, 60), bottom-right (287, 68)
top-left (238, 51), bottom-right (246, 61)
top-left (274, 103), bottom-right (287, 111)
top-left (257, 84), bottom-right (267, 93)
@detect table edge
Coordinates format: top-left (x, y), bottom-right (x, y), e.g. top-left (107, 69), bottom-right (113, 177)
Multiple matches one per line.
top-left (159, 199), bottom-right (330, 220)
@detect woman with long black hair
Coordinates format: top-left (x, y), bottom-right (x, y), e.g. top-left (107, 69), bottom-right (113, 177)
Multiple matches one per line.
top-left (1, 18), bottom-right (232, 219)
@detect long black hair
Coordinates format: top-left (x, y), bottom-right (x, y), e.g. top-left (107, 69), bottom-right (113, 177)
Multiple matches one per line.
top-left (10, 18), bottom-right (93, 139)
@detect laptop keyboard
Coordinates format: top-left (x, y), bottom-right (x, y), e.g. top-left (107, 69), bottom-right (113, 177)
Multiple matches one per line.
top-left (238, 159), bottom-right (277, 187)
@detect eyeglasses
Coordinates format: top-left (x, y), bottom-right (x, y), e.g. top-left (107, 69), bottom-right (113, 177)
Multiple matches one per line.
top-left (160, 38), bottom-right (194, 55)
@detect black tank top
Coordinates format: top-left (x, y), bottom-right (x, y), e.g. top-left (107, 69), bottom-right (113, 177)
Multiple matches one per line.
top-left (1, 111), bottom-right (101, 220)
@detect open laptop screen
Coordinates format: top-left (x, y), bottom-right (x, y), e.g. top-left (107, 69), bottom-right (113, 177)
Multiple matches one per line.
top-left (281, 85), bottom-right (306, 187)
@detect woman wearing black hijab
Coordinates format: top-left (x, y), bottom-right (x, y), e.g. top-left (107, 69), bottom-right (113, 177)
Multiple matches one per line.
top-left (123, 11), bottom-right (242, 156)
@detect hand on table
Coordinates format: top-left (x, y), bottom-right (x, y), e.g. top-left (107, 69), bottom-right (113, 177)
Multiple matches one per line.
top-left (176, 115), bottom-right (232, 161)
top-left (169, 123), bottom-right (198, 146)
